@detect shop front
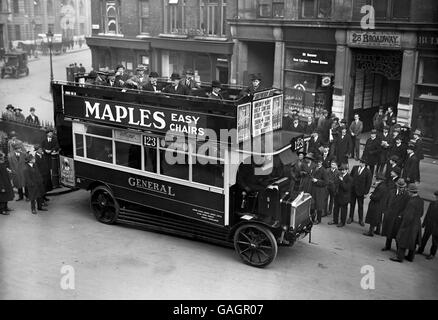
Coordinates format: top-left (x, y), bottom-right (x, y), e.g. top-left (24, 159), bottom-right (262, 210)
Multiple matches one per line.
top-left (413, 32), bottom-right (438, 157)
top-left (283, 28), bottom-right (336, 121)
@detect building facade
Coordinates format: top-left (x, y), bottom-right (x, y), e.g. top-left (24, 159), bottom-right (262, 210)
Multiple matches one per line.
top-left (87, 0), bottom-right (234, 84)
top-left (0, 0), bottom-right (91, 51)
top-left (86, 0), bottom-right (438, 155)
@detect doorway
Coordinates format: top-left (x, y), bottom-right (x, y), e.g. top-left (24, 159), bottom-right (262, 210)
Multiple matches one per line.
top-left (350, 49), bottom-right (402, 131)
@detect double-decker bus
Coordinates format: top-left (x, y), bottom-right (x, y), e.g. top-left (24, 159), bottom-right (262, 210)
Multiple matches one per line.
top-left (51, 77), bottom-right (312, 267)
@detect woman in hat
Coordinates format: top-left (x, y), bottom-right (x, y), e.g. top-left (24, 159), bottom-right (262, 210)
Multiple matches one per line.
top-left (14, 107), bottom-right (25, 122)
top-left (364, 173), bottom-right (388, 236)
top-left (23, 153), bottom-right (46, 214)
top-left (391, 184), bottom-right (424, 262)
top-left (0, 151), bottom-right (14, 215)
top-left (4, 104), bottom-right (16, 120)
top-left (381, 178), bottom-right (409, 251)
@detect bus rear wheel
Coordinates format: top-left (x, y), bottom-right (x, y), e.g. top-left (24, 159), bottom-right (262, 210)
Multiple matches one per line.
top-left (233, 224), bottom-right (278, 268)
top-left (90, 186), bottom-right (119, 224)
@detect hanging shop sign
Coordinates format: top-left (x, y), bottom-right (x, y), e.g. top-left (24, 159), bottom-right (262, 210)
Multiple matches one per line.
top-left (348, 31), bottom-right (401, 49)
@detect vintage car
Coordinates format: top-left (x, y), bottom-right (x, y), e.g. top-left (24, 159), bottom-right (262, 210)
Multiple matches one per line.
top-left (1, 52), bottom-right (29, 79)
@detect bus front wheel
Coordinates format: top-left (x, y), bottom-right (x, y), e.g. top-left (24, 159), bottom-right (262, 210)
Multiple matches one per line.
top-left (90, 186), bottom-right (119, 224)
top-left (233, 224), bottom-right (278, 268)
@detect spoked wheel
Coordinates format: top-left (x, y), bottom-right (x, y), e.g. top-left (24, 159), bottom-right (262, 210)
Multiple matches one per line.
top-left (90, 186), bottom-right (119, 224)
top-left (233, 223), bottom-right (278, 268)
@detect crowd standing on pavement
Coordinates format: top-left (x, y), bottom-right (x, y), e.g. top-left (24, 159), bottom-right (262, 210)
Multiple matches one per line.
top-left (284, 106), bottom-right (437, 262)
top-left (1, 104), bottom-right (59, 215)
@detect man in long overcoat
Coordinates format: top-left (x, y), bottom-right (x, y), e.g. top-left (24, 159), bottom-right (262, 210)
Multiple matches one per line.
top-left (310, 157), bottom-right (328, 224)
top-left (328, 163), bottom-right (352, 227)
top-left (23, 154), bottom-right (46, 214)
top-left (364, 173), bottom-right (388, 236)
top-left (325, 160), bottom-right (339, 217)
top-left (0, 152), bottom-right (14, 215)
top-left (403, 144), bottom-right (420, 184)
top-left (335, 126), bottom-right (351, 166)
top-left (381, 178), bottom-right (409, 251)
top-left (391, 184), bottom-right (424, 262)
top-left (348, 158), bottom-right (372, 226)
top-left (7, 144), bottom-right (28, 200)
top-left (34, 144), bottom-right (52, 202)
top-left (417, 190), bottom-right (438, 260)
top-left (362, 129), bottom-right (381, 177)
top-left (298, 153), bottom-right (316, 194)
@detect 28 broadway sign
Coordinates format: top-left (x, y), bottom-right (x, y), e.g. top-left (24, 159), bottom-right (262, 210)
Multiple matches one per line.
top-left (63, 95), bottom-right (206, 136)
top-left (348, 31), bottom-right (401, 48)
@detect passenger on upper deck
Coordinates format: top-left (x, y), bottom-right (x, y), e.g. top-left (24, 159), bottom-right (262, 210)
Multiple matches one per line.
top-left (113, 64), bottom-right (129, 88)
top-left (143, 72), bottom-right (162, 92)
top-left (181, 69), bottom-right (201, 91)
top-left (162, 73), bottom-right (190, 95)
top-left (125, 64), bottom-right (148, 90)
top-left (239, 74), bottom-right (264, 97)
top-left (209, 80), bottom-right (224, 100)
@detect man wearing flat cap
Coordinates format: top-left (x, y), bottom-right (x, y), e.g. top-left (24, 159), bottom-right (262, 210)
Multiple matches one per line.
top-left (143, 71), bottom-right (162, 92)
top-left (417, 190), bottom-right (438, 260)
top-left (381, 178), bottom-right (409, 251)
top-left (209, 80), bottom-right (224, 100)
top-left (163, 73), bottom-right (190, 95)
top-left (402, 143), bottom-right (420, 184)
top-left (348, 157), bottom-right (372, 226)
top-left (364, 173), bottom-right (388, 236)
top-left (391, 184), bottom-right (424, 262)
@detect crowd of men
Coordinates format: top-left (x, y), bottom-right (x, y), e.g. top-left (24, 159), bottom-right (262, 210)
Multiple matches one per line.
top-left (0, 128), bottom-right (59, 215)
top-left (286, 107), bottom-right (437, 262)
top-left (82, 64), bottom-right (263, 101)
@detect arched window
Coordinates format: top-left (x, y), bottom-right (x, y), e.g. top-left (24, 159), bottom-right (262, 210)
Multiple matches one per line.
top-left (105, 1), bottom-right (120, 34)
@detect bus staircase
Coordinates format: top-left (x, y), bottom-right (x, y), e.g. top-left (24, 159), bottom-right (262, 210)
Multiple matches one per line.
top-left (116, 202), bottom-right (233, 248)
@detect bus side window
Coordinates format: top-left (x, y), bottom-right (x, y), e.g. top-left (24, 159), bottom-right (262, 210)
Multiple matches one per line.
top-left (144, 146), bottom-right (157, 173)
top-left (75, 133), bottom-right (84, 157)
top-left (192, 157), bottom-right (224, 188)
top-left (116, 141), bottom-right (141, 170)
top-left (160, 149), bottom-right (189, 181)
top-left (86, 136), bottom-right (113, 163)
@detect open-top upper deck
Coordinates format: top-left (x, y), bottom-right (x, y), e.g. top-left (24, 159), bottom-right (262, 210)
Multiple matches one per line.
top-left (51, 79), bottom-right (303, 154)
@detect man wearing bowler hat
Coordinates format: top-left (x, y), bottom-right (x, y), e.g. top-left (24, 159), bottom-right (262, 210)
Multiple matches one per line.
top-left (417, 190), bottom-right (438, 260)
top-left (388, 134), bottom-right (406, 167)
top-left (143, 71), bottom-right (162, 92)
top-left (362, 129), bottom-right (381, 177)
top-left (348, 157), bottom-right (372, 226)
top-left (163, 73), bottom-right (190, 95)
top-left (209, 80), bottom-right (224, 100)
top-left (402, 143), bottom-right (420, 184)
top-left (381, 178), bottom-right (409, 251)
top-left (240, 74), bottom-right (264, 97)
top-left (391, 184), bottom-right (424, 262)
top-left (23, 153), bottom-right (47, 214)
top-left (328, 163), bottom-right (352, 227)
top-left (364, 173), bottom-right (388, 236)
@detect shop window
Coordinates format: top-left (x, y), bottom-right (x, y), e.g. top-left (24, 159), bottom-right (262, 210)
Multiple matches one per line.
top-left (301, 0), bottom-right (331, 19)
top-left (165, 0), bottom-right (186, 34)
top-left (75, 134), bottom-right (84, 157)
top-left (256, 0), bottom-right (283, 18)
top-left (86, 136), bottom-right (113, 163)
top-left (139, 0), bottom-right (150, 34)
top-left (200, 0), bottom-right (227, 37)
top-left (105, 1), bottom-right (121, 34)
top-left (116, 141), bottom-right (141, 170)
top-left (192, 157), bottom-right (224, 188)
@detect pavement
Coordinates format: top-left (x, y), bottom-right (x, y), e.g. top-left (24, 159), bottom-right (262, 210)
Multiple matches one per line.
top-left (0, 189), bottom-right (437, 300)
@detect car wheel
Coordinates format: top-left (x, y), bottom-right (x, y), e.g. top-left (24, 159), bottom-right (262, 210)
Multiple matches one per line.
top-left (90, 185), bottom-right (119, 224)
top-left (233, 223), bottom-right (278, 268)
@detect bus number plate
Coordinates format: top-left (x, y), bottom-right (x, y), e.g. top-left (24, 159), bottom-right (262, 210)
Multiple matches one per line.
top-left (292, 136), bottom-right (304, 151)
top-left (143, 135), bottom-right (157, 147)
